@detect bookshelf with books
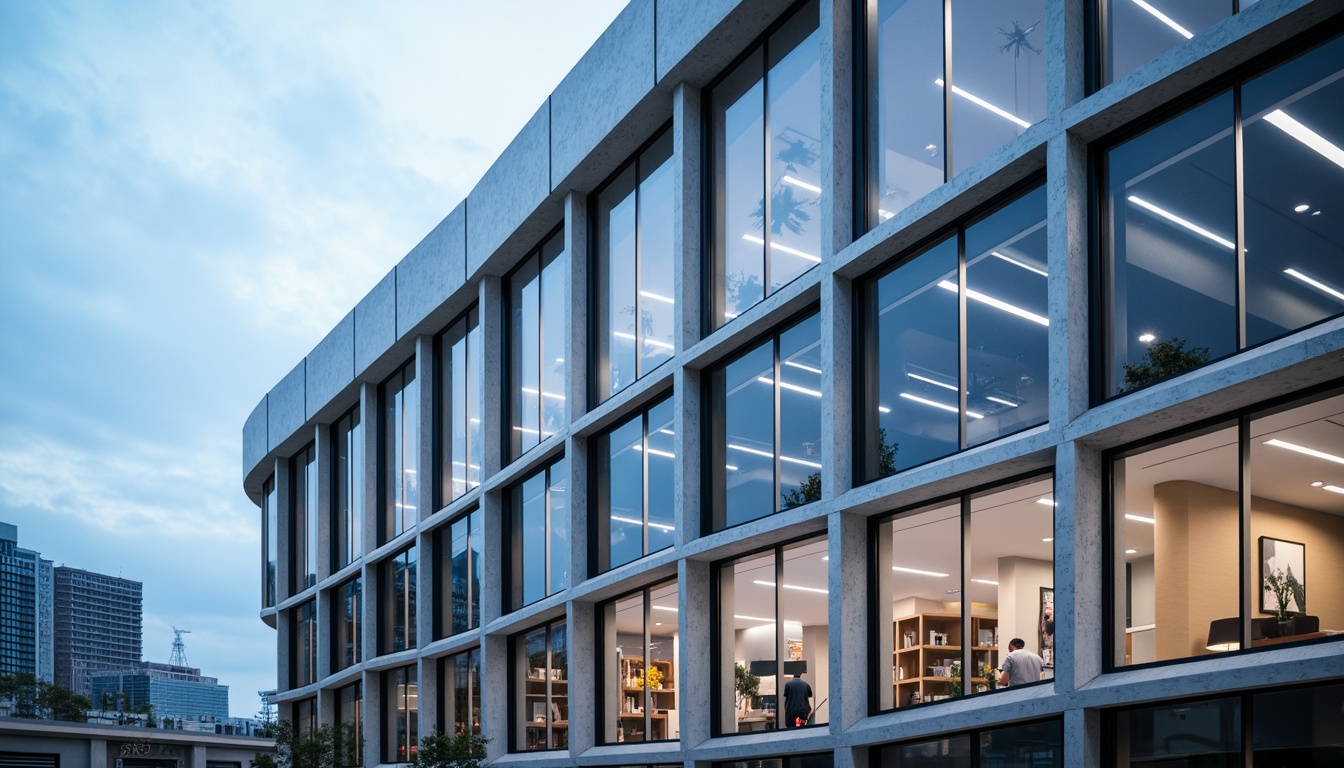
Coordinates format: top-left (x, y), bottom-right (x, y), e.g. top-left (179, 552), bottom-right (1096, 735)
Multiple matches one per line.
top-left (615, 655), bottom-right (676, 742)
top-left (892, 612), bottom-right (999, 707)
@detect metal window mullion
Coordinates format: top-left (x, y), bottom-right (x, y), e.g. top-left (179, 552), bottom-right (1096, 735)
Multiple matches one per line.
top-left (642, 412), bottom-right (651, 557)
top-left (1238, 416), bottom-right (1252, 652)
top-left (544, 466), bottom-right (552, 598)
top-left (1234, 85), bottom-right (1247, 350)
top-left (958, 230), bottom-right (968, 450)
top-left (762, 50), bottom-right (773, 297)
top-left (546, 622), bottom-right (554, 748)
top-left (536, 252), bottom-right (545, 444)
top-left (643, 587), bottom-right (652, 738)
top-left (943, 0), bottom-right (953, 181)
top-left (863, 0), bottom-right (878, 232)
top-left (635, 155), bottom-right (645, 380)
top-left (774, 338), bottom-right (783, 511)
top-left (774, 546), bottom-right (784, 730)
top-left (960, 496), bottom-right (972, 698)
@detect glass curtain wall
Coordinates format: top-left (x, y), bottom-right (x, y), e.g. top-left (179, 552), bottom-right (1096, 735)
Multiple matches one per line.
top-left (436, 508), bottom-right (482, 637)
top-left (715, 755), bottom-right (833, 768)
top-left (708, 311), bottom-right (824, 530)
top-left (333, 576), bottom-right (361, 672)
top-left (1112, 390), bottom-right (1344, 667)
top-left (716, 536), bottom-right (829, 734)
top-left (508, 231), bottom-right (567, 461)
top-left (291, 599), bottom-right (316, 688)
top-left (294, 697), bottom-right (317, 735)
top-left (384, 665), bottom-right (418, 763)
top-left (594, 130), bottom-right (676, 402)
top-left (382, 361), bottom-right (419, 543)
top-left (263, 475), bottom-right (277, 607)
top-left (439, 647), bottom-right (481, 736)
top-left (1102, 35), bottom-right (1344, 398)
top-left (508, 458), bottom-right (569, 611)
top-left (876, 475), bottom-right (1054, 710)
top-left (866, 0), bottom-right (1045, 227)
top-left (859, 185), bottom-right (1048, 481)
top-left (710, 0), bottom-right (822, 330)
top-left (595, 396), bottom-right (676, 573)
top-left (334, 406), bottom-right (363, 571)
top-left (336, 681), bottom-right (362, 767)
top-left (292, 443), bottom-right (318, 593)
top-left (381, 546), bottom-right (417, 655)
top-left (1098, 0), bottom-right (1244, 87)
top-left (879, 719), bottom-right (1063, 767)
top-left (600, 579), bottom-right (680, 744)
top-left (438, 307), bottom-right (483, 506)
top-left (513, 619), bottom-right (568, 751)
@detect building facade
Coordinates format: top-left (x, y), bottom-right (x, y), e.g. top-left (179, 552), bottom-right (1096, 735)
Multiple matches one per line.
top-left (54, 567), bottom-right (143, 699)
top-left (91, 662), bottom-right (231, 724)
top-left (243, 1), bottom-right (1344, 766)
top-left (0, 522), bottom-right (54, 681)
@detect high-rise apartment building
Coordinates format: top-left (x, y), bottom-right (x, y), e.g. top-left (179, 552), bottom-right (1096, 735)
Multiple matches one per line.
top-left (54, 566), bottom-right (143, 698)
top-left (244, 1), bottom-right (1344, 765)
top-left (0, 522), bottom-right (53, 681)
top-left (90, 661), bottom-right (230, 724)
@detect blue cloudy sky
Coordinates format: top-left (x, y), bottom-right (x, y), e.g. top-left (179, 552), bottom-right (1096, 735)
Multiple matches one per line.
top-left (0, 0), bottom-right (627, 718)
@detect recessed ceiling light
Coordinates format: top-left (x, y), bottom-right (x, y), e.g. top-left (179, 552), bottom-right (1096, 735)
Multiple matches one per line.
top-left (1295, 204), bottom-right (1311, 213)
top-left (1125, 513), bottom-right (1156, 524)
top-left (892, 566), bottom-right (949, 578)
top-left (1264, 438), bottom-right (1344, 465)
top-left (1312, 481), bottom-right (1325, 487)
top-left (1138, 333), bottom-right (1156, 343)
top-left (971, 579), bottom-right (999, 586)
top-left (1042, 537), bottom-right (1054, 542)
top-left (1324, 485), bottom-right (1344, 495)
top-left (1037, 498), bottom-right (1057, 507)
top-left (1125, 549), bottom-right (1138, 555)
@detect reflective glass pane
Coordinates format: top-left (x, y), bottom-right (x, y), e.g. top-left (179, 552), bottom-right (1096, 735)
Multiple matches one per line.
top-left (980, 720), bottom-right (1063, 766)
top-left (469, 508), bottom-right (482, 628)
top-left (884, 734), bottom-right (972, 767)
top-left (639, 132), bottom-right (677, 375)
top-left (766, 1), bottom-right (822, 291)
top-left (778, 314), bottom-right (823, 508)
top-left (335, 408), bottom-right (363, 569)
top-left (520, 472), bottom-right (547, 607)
top-left (608, 593), bottom-right (645, 743)
top-left (1107, 93), bottom-right (1236, 396)
top-left (549, 458), bottom-right (569, 596)
top-left (540, 236), bottom-right (567, 440)
top-left (646, 398), bottom-right (677, 555)
top-left (598, 165), bottom-right (639, 399)
top-left (511, 256), bottom-right (541, 457)
top-left (516, 627), bottom-right (547, 751)
top-left (451, 516), bottom-right (469, 634)
top-left (722, 341), bottom-right (776, 527)
top-left (467, 309), bottom-right (483, 490)
top-left (874, 0), bottom-right (944, 221)
top-left (1242, 36), bottom-right (1344, 347)
top-left (881, 503), bottom-right (961, 708)
top-left (335, 577), bottom-right (360, 671)
top-left (1114, 697), bottom-right (1241, 767)
top-left (950, 0), bottom-right (1045, 175)
top-left (720, 551), bottom-right (776, 734)
top-left (1113, 424), bottom-right (1238, 666)
top-left (715, 49), bottom-right (766, 326)
top-left (647, 580), bottom-right (679, 741)
top-left (605, 415), bottom-right (645, 571)
top-left (964, 186), bottom-right (1049, 445)
top-left (264, 476), bottom-right (277, 606)
top-left (450, 319), bottom-right (470, 501)
top-left (550, 621), bottom-right (569, 749)
top-left (874, 237), bottom-right (960, 473)
top-left (780, 537), bottom-right (827, 728)
top-left (1107, 0), bottom-right (1230, 85)
top-left (1253, 683), bottom-right (1344, 762)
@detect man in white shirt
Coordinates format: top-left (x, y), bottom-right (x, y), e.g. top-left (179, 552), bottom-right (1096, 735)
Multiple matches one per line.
top-left (997, 637), bottom-right (1044, 687)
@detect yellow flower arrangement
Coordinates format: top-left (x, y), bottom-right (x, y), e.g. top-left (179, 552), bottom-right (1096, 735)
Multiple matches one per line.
top-left (634, 665), bottom-right (664, 689)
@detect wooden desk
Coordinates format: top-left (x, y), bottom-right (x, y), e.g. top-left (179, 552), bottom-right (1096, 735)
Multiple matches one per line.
top-left (1251, 631), bottom-right (1336, 647)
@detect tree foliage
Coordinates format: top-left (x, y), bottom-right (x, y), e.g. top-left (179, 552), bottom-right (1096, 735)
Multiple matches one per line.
top-left (1120, 337), bottom-right (1210, 392)
top-left (0, 672), bottom-right (91, 722)
top-left (411, 730), bottom-right (489, 768)
top-left (251, 719), bottom-right (361, 768)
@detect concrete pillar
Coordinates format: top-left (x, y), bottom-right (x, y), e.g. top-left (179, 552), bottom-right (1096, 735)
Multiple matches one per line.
top-left (565, 190), bottom-right (590, 421)
top-left (567, 433), bottom-right (591, 586)
top-left (821, 0), bottom-right (854, 257)
top-left (419, 655), bottom-right (439, 742)
top-left (481, 631), bottom-right (510, 760)
top-left (1047, 131), bottom-right (1090, 426)
top-left (90, 738), bottom-right (107, 768)
top-left (829, 510), bottom-right (868, 730)
top-left (480, 487), bottom-right (506, 627)
top-left (1065, 706), bottom-right (1101, 766)
top-left (1054, 440), bottom-right (1103, 694)
top-left (363, 669), bottom-right (383, 768)
top-left (673, 82), bottom-right (702, 350)
top-left (478, 276), bottom-right (506, 481)
top-left (1046, 0), bottom-right (1086, 116)
top-left (673, 367), bottom-right (703, 547)
top-left (360, 382), bottom-right (380, 556)
top-left (821, 273), bottom-right (853, 500)
top-left (678, 558), bottom-right (712, 747)
top-left (567, 601), bottom-right (597, 754)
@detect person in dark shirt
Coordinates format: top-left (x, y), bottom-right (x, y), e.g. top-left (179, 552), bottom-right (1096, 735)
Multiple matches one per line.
top-left (782, 672), bottom-right (813, 728)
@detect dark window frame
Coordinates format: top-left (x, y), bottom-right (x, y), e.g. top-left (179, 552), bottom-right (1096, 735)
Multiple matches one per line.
top-left (379, 359), bottom-right (419, 545)
top-left (379, 545), bottom-right (418, 656)
top-left (508, 617), bottom-right (569, 753)
top-left (596, 576), bottom-right (680, 745)
top-left (503, 225), bottom-right (567, 464)
top-left (870, 716), bottom-right (1064, 767)
top-left (331, 575), bottom-right (362, 673)
top-left (332, 404), bottom-right (363, 573)
top-left (504, 455), bottom-right (569, 613)
top-left (434, 506), bottom-right (482, 638)
top-left (435, 304), bottom-right (483, 510)
top-left (437, 646), bottom-right (483, 736)
top-left (590, 390), bottom-right (676, 575)
top-left (381, 664), bottom-right (419, 764)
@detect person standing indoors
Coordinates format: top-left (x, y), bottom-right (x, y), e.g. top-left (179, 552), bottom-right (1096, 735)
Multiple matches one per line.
top-left (997, 637), bottom-right (1044, 687)
top-left (782, 671), bottom-right (813, 728)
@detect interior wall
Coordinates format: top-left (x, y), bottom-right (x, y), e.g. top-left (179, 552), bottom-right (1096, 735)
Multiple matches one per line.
top-left (997, 556), bottom-right (1053, 658)
top-left (802, 623), bottom-right (828, 723)
top-left (1129, 555), bottom-right (1155, 663)
top-left (1251, 495), bottom-right (1344, 628)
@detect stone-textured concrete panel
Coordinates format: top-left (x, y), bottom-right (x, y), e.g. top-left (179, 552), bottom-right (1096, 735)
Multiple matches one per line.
top-left (550, 0), bottom-right (656, 185)
top-left (306, 310), bottom-right (355, 420)
top-left (657, 0), bottom-right (780, 85)
top-left (243, 396), bottom-right (268, 479)
top-left (267, 360), bottom-right (306, 452)
top-left (397, 202), bottom-right (466, 339)
top-left (355, 269), bottom-right (397, 377)
top-left (466, 103), bottom-right (552, 277)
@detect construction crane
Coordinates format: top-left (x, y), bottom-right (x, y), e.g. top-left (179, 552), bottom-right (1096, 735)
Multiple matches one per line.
top-left (169, 627), bottom-right (191, 667)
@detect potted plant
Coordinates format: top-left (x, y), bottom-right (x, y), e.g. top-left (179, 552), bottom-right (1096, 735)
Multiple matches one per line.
top-left (1263, 566), bottom-right (1304, 635)
top-left (734, 663), bottom-right (760, 712)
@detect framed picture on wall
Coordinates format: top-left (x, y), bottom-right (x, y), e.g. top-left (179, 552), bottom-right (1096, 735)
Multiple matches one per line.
top-left (1260, 537), bottom-right (1306, 614)
top-left (1039, 586), bottom-right (1055, 668)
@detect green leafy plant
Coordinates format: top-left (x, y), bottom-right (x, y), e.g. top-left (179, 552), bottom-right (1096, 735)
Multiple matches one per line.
top-left (1120, 337), bottom-right (1211, 392)
top-left (0, 672), bottom-right (91, 722)
top-left (1264, 566), bottom-right (1303, 622)
top-left (734, 663), bottom-right (760, 710)
top-left (412, 730), bottom-right (488, 768)
top-left (946, 662), bottom-right (963, 699)
top-left (782, 472), bottom-right (822, 509)
top-left (251, 720), bottom-right (361, 768)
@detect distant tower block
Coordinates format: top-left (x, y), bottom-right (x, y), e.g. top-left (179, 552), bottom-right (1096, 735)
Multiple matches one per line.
top-left (169, 627), bottom-right (191, 667)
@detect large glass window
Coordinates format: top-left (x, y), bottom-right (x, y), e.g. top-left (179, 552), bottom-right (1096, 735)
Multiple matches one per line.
top-left (380, 546), bottom-right (417, 655)
top-left (709, 0), bottom-right (822, 330)
top-left (435, 508), bottom-right (482, 638)
top-left (382, 360), bottom-right (419, 543)
top-left (294, 697), bottom-right (317, 735)
top-left (334, 406), bottom-right (364, 571)
top-left (715, 755), bottom-right (833, 768)
top-left (1112, 389), bottom-right (1343, 667)
top-left (866, 0), bottom-right (1045, 227)
top-left (333, 576), bottom-right (361, 672)
top-left (1102, 36), bottom-right (1344, 399)
top-left (291, 599), bottom-right (316, 688)
top-left (600, 579), bottom-right (679, 744)
top-left (384, 664), bottom-right (418, 763)
top-left (512, 618), bottom-right (568, 752)
top-left (336, 681), bottom-right (362, 768)
top-left (1097, 0), bottom-right (1242, 88)
top-left (878, 718), bottom-right (1063, 767)
top-left (438, 307), bottom-right (483, 506)
top-left (439, 647), bottom-right (481, 736)
top-left (292, 443), bottom-right (318, 593)
top-left (875, 475), bottom-right (1055, 711)
top-left (263, 474), bottom-right (277, 607)
top-left (595, 131), bottom-right (676, 401)
top-left (508, 231), bottom-right (567, 461)
top-left (507, 458), bottom-right (569, 611)
top-left (595, 397), bottom-right (676, 573)
top-left (708, 311), bottom-right (824, 531)
top-left (716, 536), bottom-right (829, 734)
top-left (859, 185), bottom-right (1048, 481)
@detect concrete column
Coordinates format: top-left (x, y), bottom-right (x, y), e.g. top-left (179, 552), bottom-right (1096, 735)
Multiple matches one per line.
top-left (566, 433), bottom-right (591, 586)
top-left (834, 745), bottom-right (869, 768)
top-left (419, 655), bottom-right (439, 742)
top-left (417, 532), bottom-right (437, 735)
top-left (479, 277), bottom-right (506, 480)
top-left (1046, 0), bottom-right (1086, 115)
top-left (90, 738), bottom-right (107, 768)
top-left (673, 367), bottom-right (703, 547)
top-left (821, 272), bottom-right (853, 500)
top-left (821, 0), bottom-right (854, 256)
top-left (360, 382), bottom-right (380, 556)
top-left (480, 488), bottom-right (506, 627)
top-left (567, 601), bottom-right (597, 754)
top-left (1065, 706), bottom-right (1101, 766)
top-left (318, 684), bottom-right (335, 727)
top-left (416, 334), bottom-right (437, 522)
top-left (565, 190), bottom-right (590, 421)
top-left (364, 669), bottom-right (383, 768)
top-left (1054, 440), bottom-right (1103, 694)
top-left (678, 558), bottom-right (712, 747)
top-left (316, 587), bottom-right (333, 698)
top-left (188, 744), bottom-right (207, 768)
top-left (829, 510), bottom-right (868, 730)
top-left (673, 82), bottom-right (702, 350)
top-left (1047, 131), bottom-right (1090, 426)
top-left (481, 631), bottom-right (510, 760)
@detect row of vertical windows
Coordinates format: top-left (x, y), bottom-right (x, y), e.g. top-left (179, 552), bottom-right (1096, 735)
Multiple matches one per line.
top-left (507, 231), bottom-right (568, 461)
top-left (507, 458), bottom-right (569, 611)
